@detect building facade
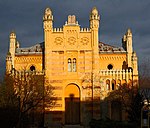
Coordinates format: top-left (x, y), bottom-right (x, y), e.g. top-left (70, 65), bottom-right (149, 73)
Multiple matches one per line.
top-left (6, 7), bottom-right (138, 127)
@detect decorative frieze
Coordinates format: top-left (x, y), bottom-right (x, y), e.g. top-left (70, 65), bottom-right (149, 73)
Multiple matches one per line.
top-left (68, 37), bottom-right (76, 45)
top-left (99, 56), bottom-right (126, 60)
top-left (81, 37), bottom-right (89, 45)
top-left (54, 37), bottom-right (63, 45)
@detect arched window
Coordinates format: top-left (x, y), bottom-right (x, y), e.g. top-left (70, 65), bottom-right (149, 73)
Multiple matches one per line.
top-left (106, 79), bottom-right (110, 90)
top-left (112, 83), bottom-right (115, 90)
top-left (30, 65), bottom-right (36, 71)
top-left (68, 58), bottom-right (72, 72)
top-left (72, 58), bottom-right (76, 72)
top-left (112, 80), bottom-right (116, 90)
top-left (122, 61), bottom-right (127, 69)
top-left (116, 79), bottom-right (121, 89)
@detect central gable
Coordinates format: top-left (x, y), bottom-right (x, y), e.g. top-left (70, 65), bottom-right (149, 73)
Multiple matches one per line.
top-left (51, 15), bottom-right (92, 51)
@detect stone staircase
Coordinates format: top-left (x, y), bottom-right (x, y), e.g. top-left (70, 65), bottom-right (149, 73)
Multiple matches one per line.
top-left (63, 125), bottom-right (84, 128)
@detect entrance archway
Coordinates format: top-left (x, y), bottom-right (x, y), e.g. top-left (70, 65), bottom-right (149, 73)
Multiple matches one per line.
top-left (65, 84), bottom-right (80, 124)
top-left (111, 101), bottom-right (122, 121)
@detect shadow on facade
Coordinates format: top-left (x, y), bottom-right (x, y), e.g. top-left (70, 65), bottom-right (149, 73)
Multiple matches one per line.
top-left (0, 84), bottom-right (138, 128)
top-left (28, 81), bottom-right (138, 128)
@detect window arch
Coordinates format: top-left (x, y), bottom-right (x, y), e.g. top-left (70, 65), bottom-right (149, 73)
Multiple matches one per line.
top-left (116, 79), bottom-right (121, 89)
top-left (122, 79), bottom-right (127, 85)
top-left (72, 58), bottom-right (76, 72)
top-left (30, 65), bottom-right (36, 71)
top-left (68, 58), bottom-right (72, 72)
top-left (112, 79), bottom-right (116, 90)
top-left (128, 79), bottom-right (132, 87)
top-left (106, 79), bottom-right (110, 90)
top-left (122, 61), bottom-right (127, 69)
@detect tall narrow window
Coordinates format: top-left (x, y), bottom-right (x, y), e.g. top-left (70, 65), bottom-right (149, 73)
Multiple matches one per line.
top-left (112, 83), bottom-right (115, 90)
top-left (106, 79), bottom-right (110, 90)
top-left (112, 80), bottom-right (116, 90)
top-left (72, 58), bottom-right (76, 72)
top-left (68, 58), bottom-right (72, 72)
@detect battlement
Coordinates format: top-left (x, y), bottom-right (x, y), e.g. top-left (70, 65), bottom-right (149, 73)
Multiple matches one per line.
top-left (80, 28), bottom-right (90, 32)
top-left (52, 27), bottom-right (91, 33)
top-left (53, 28), bottom-right (63, 32)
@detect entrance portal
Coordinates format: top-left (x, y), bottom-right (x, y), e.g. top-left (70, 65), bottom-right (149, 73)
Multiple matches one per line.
top-left (111, 101), bottom-right (122, 121)
top-left (65, 84), bottom-right (80, 124)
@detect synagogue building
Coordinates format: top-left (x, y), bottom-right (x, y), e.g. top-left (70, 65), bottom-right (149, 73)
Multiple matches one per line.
top-left (6, 7), bottom-right (138, 127)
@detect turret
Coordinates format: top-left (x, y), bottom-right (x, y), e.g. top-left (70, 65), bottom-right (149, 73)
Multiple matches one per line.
top-left (89, 7), bottom-right (100, 70)
top-left (90, 7), bottom-right (100, 29)
top-left (122, 28), bottom-right (133, 68)
top-left (43, 7), bottom-right (53, 76)
top-left (43, 7), bottom-right (53, 31)
top-left (6, 52), bottom-right (12, 74)
top-left (9, 31), bottom-right (16, 68)
top-left (126, 28), bottom-right (133, 54)
top-left (16, 41), bottom-right (20, 48)
top-left (132, 52), bottom-right (138, 78)
top-left (89, 7), bottom-right (100, 48)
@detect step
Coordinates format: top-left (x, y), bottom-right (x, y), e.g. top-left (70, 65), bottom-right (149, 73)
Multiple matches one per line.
top-left (64, 125), bottom-right (84, 128)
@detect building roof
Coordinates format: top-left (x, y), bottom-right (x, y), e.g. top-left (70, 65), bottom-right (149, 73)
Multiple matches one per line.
top-left (15, 41), bottom-right (126, 55)
top-left (15, 42), bottom-right (44, 55)
top-left (99, 42), bottom-right (126, 54)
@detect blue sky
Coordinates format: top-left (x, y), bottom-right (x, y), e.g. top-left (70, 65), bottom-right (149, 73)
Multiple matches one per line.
top-left (0, 0), bottom-right (150, 77)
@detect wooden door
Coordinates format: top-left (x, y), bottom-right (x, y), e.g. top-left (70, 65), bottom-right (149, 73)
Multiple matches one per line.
top-left (65, 97), bottom-right (80, 124)
top-left (111, 101), bottom-right (122, 121)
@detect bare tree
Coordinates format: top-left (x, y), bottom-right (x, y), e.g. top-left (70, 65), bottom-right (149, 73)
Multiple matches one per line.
top-left (0, 70), bottom-right (55, 128)
top-left (0, 74), bottom-right (19, 127)
top-left (139, 58), bottom-right (150, 89)
top-left (106, 81), bottom-right (142, 123)
top-left (139, 59), bottom-right (150, 104)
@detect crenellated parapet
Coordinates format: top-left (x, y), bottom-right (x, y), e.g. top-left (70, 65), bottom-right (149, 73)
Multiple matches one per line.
top-left (80, 28), bottom-right (91, 32)
top-left (53, 28), bottom-right (63, 32)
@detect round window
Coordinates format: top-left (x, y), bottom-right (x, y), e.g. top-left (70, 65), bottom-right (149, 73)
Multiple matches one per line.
top-left (107, 64), bottom-right (113, 70)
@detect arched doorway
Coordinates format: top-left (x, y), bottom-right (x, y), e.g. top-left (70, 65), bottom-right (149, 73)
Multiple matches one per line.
top-left (111, 100), bottom-right (122, 121)
top-left (65, 84), bottom-right (80, 124)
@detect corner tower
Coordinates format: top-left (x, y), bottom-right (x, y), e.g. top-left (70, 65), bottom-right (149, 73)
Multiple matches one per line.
top-left (6, 52), bottom-right (12, 74)
top-left (9, 31), bottom-right (16, 68)
top-left (90, 7), bottom-right (100, 70)
top-left (122, 28), bottom-right (133, 68)
top-left (89, 7), bottom-right (101, 119)
top-left (43, 7), bottom-right (53, 76)
top-left (43, 7), bottom-right (53, 30)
